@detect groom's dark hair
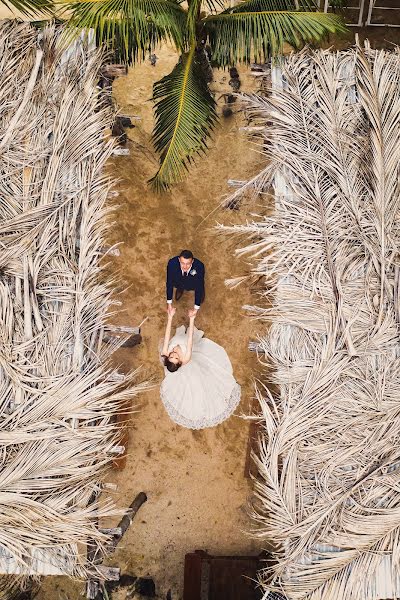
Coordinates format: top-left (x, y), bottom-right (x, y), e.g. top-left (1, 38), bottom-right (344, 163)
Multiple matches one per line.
top-left (179, 250), bottom-right (193, 260)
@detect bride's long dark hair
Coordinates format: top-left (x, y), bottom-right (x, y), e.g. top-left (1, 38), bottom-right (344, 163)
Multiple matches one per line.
top-left (164, 356), bottom-right (182, 372)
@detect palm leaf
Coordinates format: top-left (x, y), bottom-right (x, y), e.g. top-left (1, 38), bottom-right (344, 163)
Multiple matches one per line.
top-left (224, 0), bottom-right (318, 12)
top-left (150, 43), bottom-right (217, 191)
top-left (203, 10), bottom-right (346, 65)
top-left (186, 0), bottom-right (229, 41)
top-left (1, 0), bottom-right (53, 16)
top-left (202, 0), bottom-right (225, 11)
top-left (187, 0), bottom-right (202, 38)
top-left (185, 0), bottom-right (224, 40)
top-left (191, 0), bottom-right (225, 17)
top-left (62, 0), bottom-right (187, 63)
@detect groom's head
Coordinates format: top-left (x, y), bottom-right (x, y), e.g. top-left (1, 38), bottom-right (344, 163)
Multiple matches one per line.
top-left (179, 250), bottom-right (194, 272)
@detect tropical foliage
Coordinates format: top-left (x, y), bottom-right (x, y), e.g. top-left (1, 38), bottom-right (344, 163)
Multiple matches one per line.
top-left (63, 0), bottom-right (347, 191)
top-left (221, 43), bottom-right (400, 599)
top-left (0, 0), bottom-right (52, 17)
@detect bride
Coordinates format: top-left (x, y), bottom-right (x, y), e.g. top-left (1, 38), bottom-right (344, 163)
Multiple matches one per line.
top-left (160, 308), bottom-right (241, 429)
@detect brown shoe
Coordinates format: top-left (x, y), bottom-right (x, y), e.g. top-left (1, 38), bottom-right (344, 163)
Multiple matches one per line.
top-left (175, 288), bottom-right (184, 301)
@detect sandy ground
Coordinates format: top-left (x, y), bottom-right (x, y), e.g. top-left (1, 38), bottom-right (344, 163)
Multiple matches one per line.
top-left (37, 47), bottom-right (265, 600)
top-left (101, 50), bottom-right (264, 598)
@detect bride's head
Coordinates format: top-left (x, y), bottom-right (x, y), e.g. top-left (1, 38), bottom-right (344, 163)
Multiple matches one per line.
top-left (164, 349), bottom-right (182, 372)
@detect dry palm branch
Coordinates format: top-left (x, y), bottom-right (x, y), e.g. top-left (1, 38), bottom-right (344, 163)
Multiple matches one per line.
top-left (219, 43), bottom-right (400, 599)
top-left (0, 20), bottom-right (147, 598)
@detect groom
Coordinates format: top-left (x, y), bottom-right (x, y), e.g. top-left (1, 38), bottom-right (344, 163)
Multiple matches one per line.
top-left (166, 250), bottom-right (205, 314)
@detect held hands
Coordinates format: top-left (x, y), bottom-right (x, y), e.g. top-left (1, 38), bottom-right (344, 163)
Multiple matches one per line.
top-left (167, 305), bottom-right (196, 319)
top-left (167, 305), bottom-right (176, 317)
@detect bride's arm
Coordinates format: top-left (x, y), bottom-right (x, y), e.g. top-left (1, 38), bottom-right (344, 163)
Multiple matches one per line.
top-left (182, 313), bottom-right (196, 364)
top-left (161, 308), bottom-right (175, 356)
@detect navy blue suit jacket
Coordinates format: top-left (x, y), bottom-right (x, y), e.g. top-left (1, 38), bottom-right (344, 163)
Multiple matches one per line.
top-left (166, 256), bottom-right (205, 307)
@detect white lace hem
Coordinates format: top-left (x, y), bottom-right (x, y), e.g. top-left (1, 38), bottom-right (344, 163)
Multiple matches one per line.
top-left (160, 383), bottom-right (241, 430)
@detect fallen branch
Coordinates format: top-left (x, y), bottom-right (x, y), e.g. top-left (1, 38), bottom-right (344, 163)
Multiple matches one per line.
top-left (86, 492), bottom-right (147, 599)
top-left (108, 492), bottom-right (148, 554)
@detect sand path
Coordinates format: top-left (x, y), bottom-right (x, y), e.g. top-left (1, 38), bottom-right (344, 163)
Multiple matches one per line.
top-left (101, 48), bottom-right (263, 599)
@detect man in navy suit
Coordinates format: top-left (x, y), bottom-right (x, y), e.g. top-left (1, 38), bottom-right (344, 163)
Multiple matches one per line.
top-left (166, 250), bottom-right (205, 314)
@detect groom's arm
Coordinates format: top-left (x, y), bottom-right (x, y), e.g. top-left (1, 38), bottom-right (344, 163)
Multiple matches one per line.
top-left (166, 259), bottom-right (174, 304)
top-left (194, 263), bottom-right (205, 309)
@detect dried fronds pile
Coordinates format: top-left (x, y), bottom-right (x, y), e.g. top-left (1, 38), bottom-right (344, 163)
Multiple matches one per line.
top-left (221, 44), bottom-right (400, 599)
top-left (0, 20), bottom-right (143, 591)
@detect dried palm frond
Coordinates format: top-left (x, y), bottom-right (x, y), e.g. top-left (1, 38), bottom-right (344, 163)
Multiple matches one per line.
top-left (0, 20), bottom-right (146, 594)
top-left (221, 42), bottom-right (400, 599)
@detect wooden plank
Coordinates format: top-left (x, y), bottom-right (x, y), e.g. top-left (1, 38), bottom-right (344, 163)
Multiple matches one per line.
top-left (95, 565), bottom-right (120, 581)
top-left (209, 557), bottom-right (260, 600)
top-left (105, 325), bottom-right (140, 334)
top-left (183, 551), bottom-right (207, 600)
top-left (108, 445), bottom-right (125, 455)
top-left (248, 342), bottom-right (263, 353)
top-left (102, 483), bottom-right (118, 491)
top-left (86, 579), bottom-right (99, 599)
top-left (103, 333), bottom-right (142, 348)
top-left (99, 528), bottom-right (122, 537)
top-left (183, 552), bottom-right (265, 600)
top-left (100, 64), bottom-right (128, 78)
top-left (87, 490), bottom-right (100, 565)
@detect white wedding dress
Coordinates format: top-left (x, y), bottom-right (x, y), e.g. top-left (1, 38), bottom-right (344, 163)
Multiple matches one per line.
top-left (160, 325), bottom-right (241, 429)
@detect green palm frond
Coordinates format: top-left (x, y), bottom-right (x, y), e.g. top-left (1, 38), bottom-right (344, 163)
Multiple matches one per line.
top-left (187, 0), bottom-right (202, 38)
top-left (200, 0), bottom-right (225, 12)
top-left (150, 43), bottom-right (217, 191)
top-left (203, 10), bottom-right (346, 65)
top-left (186, 0), bottom-right (224, 37)
top-left (223, 0), bottom-right (317, 12)
top-left (187, 0), bottom-right (227, 36)
top-left (62, 0), bottom-right (187, 63)
top-left (2, 0), bottom-right (53, 16)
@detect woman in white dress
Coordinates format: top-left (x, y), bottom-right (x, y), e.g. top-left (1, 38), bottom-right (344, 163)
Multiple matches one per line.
top-left (160, 308), bottom-right (241, 429)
